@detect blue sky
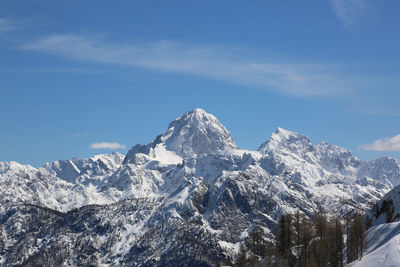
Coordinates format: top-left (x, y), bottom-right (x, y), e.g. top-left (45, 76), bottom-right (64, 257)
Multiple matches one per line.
top-left (1, 0), bottom-right (400, 166)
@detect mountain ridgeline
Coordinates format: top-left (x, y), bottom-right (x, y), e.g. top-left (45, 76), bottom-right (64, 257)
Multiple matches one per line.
top-left (1, 108), bottom-right (400, 266)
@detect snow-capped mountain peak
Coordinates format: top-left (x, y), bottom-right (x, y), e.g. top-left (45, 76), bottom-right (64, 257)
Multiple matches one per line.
top-left (124, 108), bottom-right (238, 164)
top-left (161, 108), bottom-right (237, 156)
top-left (258, 127), bottom-right (314, 158)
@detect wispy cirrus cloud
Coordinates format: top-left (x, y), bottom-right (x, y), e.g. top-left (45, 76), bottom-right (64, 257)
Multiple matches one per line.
top-left (0, 66), bottom-right (107, 74)
top-left (329, 0), bottom-right (370, 29)
top-left (360, 134), bottom-right (400, 151)
top-left (0, 18), bottom-right (17, 33)
top-left (90, 142), bottom-right (126, 150)
top-left (0, 17), bottom-right (41, 34)
top-left (19, 34), bottom-right (358, 97)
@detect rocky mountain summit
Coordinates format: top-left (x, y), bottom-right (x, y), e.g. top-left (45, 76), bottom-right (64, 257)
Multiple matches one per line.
top-left (1, 108), bottom-right (400, 266)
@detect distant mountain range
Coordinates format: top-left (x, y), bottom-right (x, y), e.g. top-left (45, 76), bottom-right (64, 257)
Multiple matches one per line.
top-left (1, 108), bottom-right (400, 266)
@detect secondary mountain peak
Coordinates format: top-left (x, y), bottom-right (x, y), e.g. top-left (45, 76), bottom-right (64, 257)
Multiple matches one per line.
top-left (258, 127), bottom-right (313, 155)
top-left (44, 152), bottom-right (124, 182)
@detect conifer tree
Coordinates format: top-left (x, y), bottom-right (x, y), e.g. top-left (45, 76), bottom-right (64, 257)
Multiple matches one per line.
top-left (315, 206), bottom-right (329, 267)
top-left (294, 210), bottom-right (302, 249)
top-left (329, 215), bottom-right (343, 267)
top-left (299, 216), bottom-right (314, 267)
top-left (235, 243), bottom-right (248, 267)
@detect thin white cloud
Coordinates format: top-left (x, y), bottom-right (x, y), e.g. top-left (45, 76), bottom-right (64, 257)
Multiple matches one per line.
top-left (90, 142), bottom-right (126, 150)
top-left (19, 34), bottom-right (357, 97)
top-left (0, 17), bottom-right (39, 33)
top-left (360, 134), bottom-right (400, 151)
top-left (0, 66), bottom-right (106, 74)
top-left (330, 0), bottom-right (369, 29)
top-left (0, 18), bottom-right (16, 33)
top-left (74, 133), bottom-right (88, 137)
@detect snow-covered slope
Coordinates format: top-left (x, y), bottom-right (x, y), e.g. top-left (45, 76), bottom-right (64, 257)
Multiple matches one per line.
top-left (44, 152), bottom-right (124, 183)
top-left (359, 157), bottom-right (400, 188)
top-left (1, 108), bottom-right (400, 266)
top-left (348, 221), bottom-right (400, 267)
top-left (348, 182), bottom-right (400, 266)
top-left (0, 161), bottom-right (76, 213)
top-left (0, 153), bottom-right (125, 214)
top-left (365, 183), bottom-right (400, 226)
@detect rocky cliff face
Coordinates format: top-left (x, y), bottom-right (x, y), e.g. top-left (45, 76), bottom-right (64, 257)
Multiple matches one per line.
top-left (1, 108), bottom-right (399, 266)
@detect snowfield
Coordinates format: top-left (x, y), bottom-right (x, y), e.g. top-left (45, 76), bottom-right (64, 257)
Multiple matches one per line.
top-left (348, 221), bottom-right (400, 267)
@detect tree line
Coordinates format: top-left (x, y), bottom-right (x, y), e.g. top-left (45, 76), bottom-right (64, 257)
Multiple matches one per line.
top-left (233, 208), bottom-right (366, 267)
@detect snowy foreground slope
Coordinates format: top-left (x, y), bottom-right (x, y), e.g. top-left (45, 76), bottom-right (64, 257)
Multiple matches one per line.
top-left (347, 183), bottom-right (400, 267)
top-left (347, 182), bottom-right (400, 267)
top-left (1, 108), bottom-right (400, 266)
top-left (348, 221), bottom-right (400, 267)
